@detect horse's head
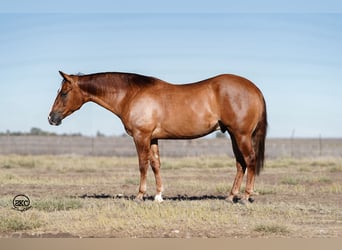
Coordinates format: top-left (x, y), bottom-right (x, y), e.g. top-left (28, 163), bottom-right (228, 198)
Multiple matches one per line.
top-left (48, 71), bottom-right (86, 126)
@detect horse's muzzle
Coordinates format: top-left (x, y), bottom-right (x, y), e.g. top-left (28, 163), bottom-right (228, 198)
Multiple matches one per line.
top-left (48, 112), bottom-right (62, 126)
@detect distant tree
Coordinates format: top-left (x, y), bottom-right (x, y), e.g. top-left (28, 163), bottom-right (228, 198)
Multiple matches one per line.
top-left (30, 127), bottom-right (44, 135)
top-left (96, 131), bottom-right (105, 137)
top-left (0, 127), bottom-right (66, 136)
top-left (2, 130), bottom-right (23, 136)
top-left (29, 127), bottom-right (57, 136)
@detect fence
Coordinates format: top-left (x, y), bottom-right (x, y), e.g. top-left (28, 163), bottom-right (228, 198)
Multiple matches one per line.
top-left (0, 135), bottom-right (341, 158)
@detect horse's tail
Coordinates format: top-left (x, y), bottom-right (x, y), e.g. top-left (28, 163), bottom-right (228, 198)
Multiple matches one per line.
top-left (253, 97), bottom-right (267, 175)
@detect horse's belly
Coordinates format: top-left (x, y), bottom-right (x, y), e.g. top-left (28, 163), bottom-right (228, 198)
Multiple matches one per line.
top-left (153, 115), bottom-right (220, 139)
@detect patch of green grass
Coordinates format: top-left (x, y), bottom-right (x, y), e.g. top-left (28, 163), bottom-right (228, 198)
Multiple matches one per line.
top-left (330, 166), bottom-right (342, 173)
top-left (17, 159), bottom-right (36, 169)
top-left (215, 183), bottom-right (230, 194)
top-left (0, 156), bottom-right (37, 169)
top-left (162, 161), bottom-right (186, 170)
top-left (253, 224), bottom-right (290, 235)
top-left (34, 198), bottom-right (83, 212)
top-left (315, 177), bottom-right (332, 184)
top-left (267, 158), bottom-right (298, 169)
top-left (0, 213), bottom-right (43, 232)
top-left (299, 167), bottom-right (311, 172)
top-left (2, 164), bottom-right (12, 169)
top-left (281, 177), bottom-right (300, 185)
top-left (0, 218), bottom-right (33, 232)
top-left (310, 160), bottom-right (340, 168)
top-left (281, 175), bottom-right (332, 186)
top-left (74, 167), bottom-right (97, 173)
top-left (257, 187), bottom-right (276, 195)
top-left (124, 178), bottom-right (139, 185)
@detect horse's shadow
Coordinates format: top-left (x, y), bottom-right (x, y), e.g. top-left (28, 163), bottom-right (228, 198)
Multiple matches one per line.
top-left (78, 194), bottom-right (227, 201)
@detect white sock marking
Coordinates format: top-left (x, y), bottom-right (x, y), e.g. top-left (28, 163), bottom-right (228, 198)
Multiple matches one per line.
top-left (154, 193), bottom-right (163, 203)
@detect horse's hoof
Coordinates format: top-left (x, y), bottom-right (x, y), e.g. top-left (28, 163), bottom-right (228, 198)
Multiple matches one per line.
top-left (154, 194), bottom-right (164, 203)
top-left (225, 198), bottom-right (234, 204)
top-left (233, 196), bottom-right (241, 203)
top-left (134, 198), bottom-right (143, 203)
top-left (134, 194), bottom-right (144, 203)
top-left (248, 197), bottom-right (255, 203)
top-left (226, 196), bottom-right (241, 204)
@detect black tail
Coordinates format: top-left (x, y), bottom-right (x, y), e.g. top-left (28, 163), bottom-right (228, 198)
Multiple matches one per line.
top-left (253, 98), bottom-right (267, 175)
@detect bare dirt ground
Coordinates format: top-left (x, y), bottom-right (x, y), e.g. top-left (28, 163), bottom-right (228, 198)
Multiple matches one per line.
top-left (0, 154), bottom-right (341, 238)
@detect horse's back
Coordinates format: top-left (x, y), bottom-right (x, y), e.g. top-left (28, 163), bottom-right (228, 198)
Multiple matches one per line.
top-left (205, 74), bottom-right (262, 93)
top-left (151, 73), bottom-right (264, 118)
top-left (164, 74), bottom-right (262, 94)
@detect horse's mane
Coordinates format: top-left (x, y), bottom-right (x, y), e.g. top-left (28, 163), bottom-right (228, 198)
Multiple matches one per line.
top-left (125, 73), bottom-right (156, 86)
top-left (77, 72), bottom-right (156, 96)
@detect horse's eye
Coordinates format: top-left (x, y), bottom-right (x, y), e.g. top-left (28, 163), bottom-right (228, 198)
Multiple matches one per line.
top-left (60, 92), bottom-right (67, 98)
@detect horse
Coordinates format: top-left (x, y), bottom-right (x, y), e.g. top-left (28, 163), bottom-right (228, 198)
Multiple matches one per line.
top-left (48, 71), bottom-right (267, 204)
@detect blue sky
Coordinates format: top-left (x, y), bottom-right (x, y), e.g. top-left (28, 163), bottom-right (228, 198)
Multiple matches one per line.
top-left (1, 1), bottom-right (342, 137)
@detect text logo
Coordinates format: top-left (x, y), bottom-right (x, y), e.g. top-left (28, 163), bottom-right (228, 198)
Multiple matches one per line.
top-left (12, 194), bottom-right (31, 212)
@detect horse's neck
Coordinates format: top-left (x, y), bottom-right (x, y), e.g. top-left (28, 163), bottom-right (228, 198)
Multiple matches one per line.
top-left (78, 74), bottom-right (130, 117)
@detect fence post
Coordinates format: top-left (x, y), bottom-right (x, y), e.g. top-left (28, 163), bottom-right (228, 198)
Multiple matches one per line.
top-left (290, 129), bottom-right (295, 157)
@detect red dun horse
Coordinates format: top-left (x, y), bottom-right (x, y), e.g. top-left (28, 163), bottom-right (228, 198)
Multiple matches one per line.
top-left (48, 71), bottom-right (267, 203)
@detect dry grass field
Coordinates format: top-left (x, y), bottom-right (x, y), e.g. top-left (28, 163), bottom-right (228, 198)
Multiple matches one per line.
top-left (0, 152), bottom-right (341, 238)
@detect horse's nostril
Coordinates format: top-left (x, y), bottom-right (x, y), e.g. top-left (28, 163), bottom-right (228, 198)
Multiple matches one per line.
top-left (48, 116), bottom-right (54, 125)
top-left (48, 112), bottom-right (62, 126)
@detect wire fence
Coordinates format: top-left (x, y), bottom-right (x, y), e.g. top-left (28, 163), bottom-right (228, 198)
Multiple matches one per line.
top-left (1, 135), bottom-right (341, 158)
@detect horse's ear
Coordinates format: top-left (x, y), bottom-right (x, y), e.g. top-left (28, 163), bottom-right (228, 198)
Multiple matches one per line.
top-left (59, 71), bottom-right (74, 83)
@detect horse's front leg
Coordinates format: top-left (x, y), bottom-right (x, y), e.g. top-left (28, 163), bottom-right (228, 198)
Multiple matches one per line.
top-left (133, 135), bottom-right (151, 201)
top-left (150, 139), bottom-right (163, 202)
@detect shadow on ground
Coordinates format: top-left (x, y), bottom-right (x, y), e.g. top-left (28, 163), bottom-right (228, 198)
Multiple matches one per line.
top-left (78, 193), bottom-right (227, 201)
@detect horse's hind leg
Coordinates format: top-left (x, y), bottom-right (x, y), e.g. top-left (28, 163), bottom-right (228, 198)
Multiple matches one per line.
top-left (228, 132), bottom-right (256, 204)
top-left (150, 139), bottom-right (164, 202)
top-left (227, 132), bottom-right (246, 203)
